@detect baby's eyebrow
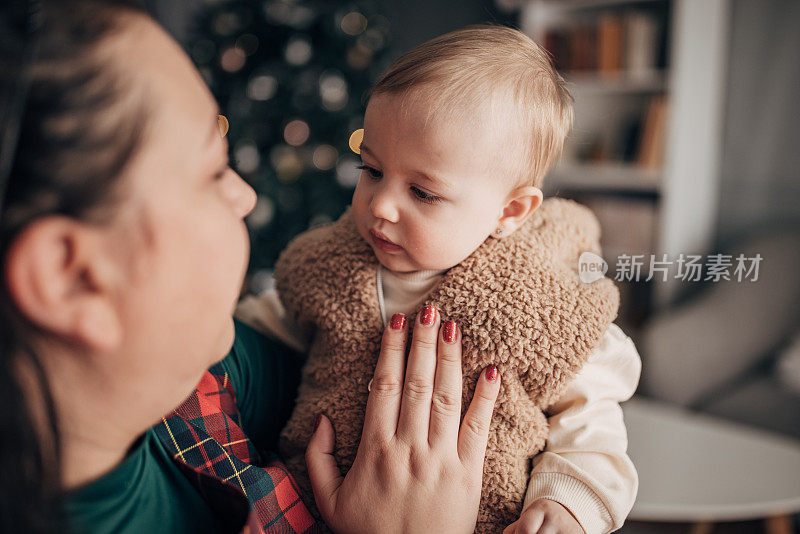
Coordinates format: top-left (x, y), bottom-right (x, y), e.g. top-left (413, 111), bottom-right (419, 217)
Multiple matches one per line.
top-left (359, 143), bottom-right (375, 159)
top-left (361, 142), bottom-right (452, 194)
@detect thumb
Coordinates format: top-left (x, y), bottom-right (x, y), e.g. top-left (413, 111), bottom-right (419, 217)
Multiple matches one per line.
top-left (305, 414), bottom-right (342, 521)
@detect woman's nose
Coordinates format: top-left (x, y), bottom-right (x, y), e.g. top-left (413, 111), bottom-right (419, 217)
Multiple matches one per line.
top-left (226, 170), bottom-right (257, 218)
top-left (370, 185), bottom-right (399, 223)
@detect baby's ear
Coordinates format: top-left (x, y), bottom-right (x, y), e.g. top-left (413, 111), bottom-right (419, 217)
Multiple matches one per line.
top-left (493, 186), bottom-right (543, 238)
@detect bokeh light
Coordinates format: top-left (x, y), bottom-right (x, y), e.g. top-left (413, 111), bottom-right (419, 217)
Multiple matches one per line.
top-left (312, 144), bottom-right (338, 170)
top-left (359, 28), bottom-right (386, 51)
top-left (340, 12), bottom-right (367, 36)
top-left (319, 70), bottom-right (349, 111)
top-left (336, 156), bottom-right (360, 187)
top-left (263, 2), bottom-right (290, 24)
top-left (270, 144), bottom-right (304, 182)
top-left (220, 46), bottom-right (245, 72)
top-left (284, 119), bottom-right (310, 146)
top-left (234, 140), bottom-right (260, 173)
top-left (246, 74), bottom-right (278, 101)
top-left (247, 195), bottom-right (275, 229)
top-left (346, 44), bottom-right (373, 70)
top-left (284, 35), bottom-right (313, 66)
top-left (213, 11), bottom-right (241, 36)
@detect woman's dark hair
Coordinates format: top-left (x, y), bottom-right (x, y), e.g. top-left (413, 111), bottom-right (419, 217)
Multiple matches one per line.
top-left (0, 0), bottom-right (149, 531)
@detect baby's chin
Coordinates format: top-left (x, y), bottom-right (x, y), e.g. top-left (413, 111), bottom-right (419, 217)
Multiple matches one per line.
top-left (367, 244), bottom-right (416, 273)
top-left (373, 247), bottom-right (454, 274)
top-left (358, 228), bottom-right (456, 273)
top-left (373, 248), bottom-right (410, 272)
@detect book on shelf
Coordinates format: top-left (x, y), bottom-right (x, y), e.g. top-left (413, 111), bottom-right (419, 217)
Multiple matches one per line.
top-left (543, 9), bottom-right (662, 77)
top-left (598, 14), bottom-right (623, 74)
top-left (575, 24), bottom-right (597, 71)
top-left (625, 11), bottom-right (661, 79)
top-left (637, 95), bottom-right (668, 169)
top-left (564, 93), bottom-right (668, 172)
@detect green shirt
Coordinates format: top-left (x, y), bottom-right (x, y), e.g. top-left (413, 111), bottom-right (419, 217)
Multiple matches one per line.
top-left (64, 320), bottom-right (305, 533)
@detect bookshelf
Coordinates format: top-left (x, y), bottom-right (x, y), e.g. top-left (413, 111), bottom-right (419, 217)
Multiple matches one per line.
top-left (562, 71), bottom-right (668, 94)
top-left (549, 163), bottom-right (661, 195)
top-left (522, 0), bottom-right (730, 332)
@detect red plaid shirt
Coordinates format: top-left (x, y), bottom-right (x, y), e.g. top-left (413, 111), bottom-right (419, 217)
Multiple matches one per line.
top-left (154, 361), bottom-right (324, 534)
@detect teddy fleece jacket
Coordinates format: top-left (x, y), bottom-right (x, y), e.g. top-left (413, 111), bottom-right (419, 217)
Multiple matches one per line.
top-left (262, 198), bottom-right (621, 532)
top-left (236, 294), bottom-right (640, 534)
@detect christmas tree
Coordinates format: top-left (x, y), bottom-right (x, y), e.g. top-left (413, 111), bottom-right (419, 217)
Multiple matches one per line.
top-left (188, 0), bottom-right (391, 292)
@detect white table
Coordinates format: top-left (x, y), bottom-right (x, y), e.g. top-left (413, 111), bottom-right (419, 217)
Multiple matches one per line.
top-left (622, 396), bottom-right (800, 533)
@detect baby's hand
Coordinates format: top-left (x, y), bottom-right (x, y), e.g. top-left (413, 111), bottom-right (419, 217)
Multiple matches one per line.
top-left (503, 499), bottom-right (585, 534)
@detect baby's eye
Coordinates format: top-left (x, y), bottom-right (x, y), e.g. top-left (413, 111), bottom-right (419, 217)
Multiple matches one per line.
top-left (356, 164), bottom-right (382, 180)
top-left (410, 186), bottom-right (442, 204)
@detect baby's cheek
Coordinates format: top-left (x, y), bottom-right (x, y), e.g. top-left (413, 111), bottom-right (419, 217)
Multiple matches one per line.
top-left (351, 206), bottom-right (370, 240)
top-left (411, 238), bottom-right (458, 271)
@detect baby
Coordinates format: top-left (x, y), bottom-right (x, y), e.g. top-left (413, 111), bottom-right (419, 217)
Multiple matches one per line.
top-left (238, 25), bottom-right (640, 534)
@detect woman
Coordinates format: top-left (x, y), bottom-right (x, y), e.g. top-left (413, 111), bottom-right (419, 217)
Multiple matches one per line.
top-left (0, 1), bottom-right (501, 532)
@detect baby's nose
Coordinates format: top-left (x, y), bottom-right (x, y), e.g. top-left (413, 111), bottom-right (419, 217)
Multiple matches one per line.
top-left (370, 189), bottom-right (400, 223)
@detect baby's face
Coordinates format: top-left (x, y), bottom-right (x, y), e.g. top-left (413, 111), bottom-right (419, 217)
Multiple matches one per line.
top-left (352, 94), bottom-right (514, 273)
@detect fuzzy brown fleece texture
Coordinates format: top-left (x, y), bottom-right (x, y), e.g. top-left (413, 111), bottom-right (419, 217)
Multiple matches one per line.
top-left (274, 198), bottom-right (619, 533)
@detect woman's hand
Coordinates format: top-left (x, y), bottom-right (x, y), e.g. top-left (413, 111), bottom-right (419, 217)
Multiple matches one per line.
top-left (503, 499), bottom-right (585, 534)
top-left (305, 307), bottom-right (501, 534)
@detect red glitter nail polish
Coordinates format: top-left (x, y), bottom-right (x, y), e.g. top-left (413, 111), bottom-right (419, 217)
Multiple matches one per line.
top-left (442, 320), bottom-right (457, 343)
top-left (420, 305), bottom-right (437, 326)
top-left (485, 365), bottom-right (498, 382)
top-left (390, 313), bottom-right (406, 330)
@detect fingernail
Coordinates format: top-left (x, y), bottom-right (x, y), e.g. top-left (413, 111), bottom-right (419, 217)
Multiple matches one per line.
top-left (313, 413), bottom-right (322, 432)
top-left (390, 313), bottom-right (406, 330)
top-left (442, 320), bottom-right (457, 343)
top-left (485, 365), bottom-right (498, 382)
top-left (420, 305), bottom-right (437, 326)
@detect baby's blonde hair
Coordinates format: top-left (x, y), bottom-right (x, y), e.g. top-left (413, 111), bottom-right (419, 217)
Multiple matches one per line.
top-left (368, 24), bottom-right (573, 189)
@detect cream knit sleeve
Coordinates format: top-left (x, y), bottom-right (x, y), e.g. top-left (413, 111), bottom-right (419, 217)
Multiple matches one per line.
top-left (523, 323), bottom-right (642, 534)
top-left (234, 289), bottom-right (311, 354)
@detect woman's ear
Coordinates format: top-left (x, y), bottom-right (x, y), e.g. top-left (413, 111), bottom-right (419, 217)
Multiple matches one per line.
top-left (492, 186), bottom-right (543, 238)
top-left (4, 217), bottom-right (123, 352)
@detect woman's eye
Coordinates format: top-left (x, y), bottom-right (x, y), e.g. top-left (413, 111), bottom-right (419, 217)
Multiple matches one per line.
top-left (356, 164), bottom-right (382, 180)
top-left (410, 186), bottom-right (441, 204)
top-left (214, 161), bottom-right (233, 181)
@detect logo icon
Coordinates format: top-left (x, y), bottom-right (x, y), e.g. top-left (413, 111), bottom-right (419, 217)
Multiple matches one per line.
top-left (578, 251), bottom-right (608, 283)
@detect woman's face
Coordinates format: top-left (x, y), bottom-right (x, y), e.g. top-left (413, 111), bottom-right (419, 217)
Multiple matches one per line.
top-left (103, 17), bottom-right (256, 410)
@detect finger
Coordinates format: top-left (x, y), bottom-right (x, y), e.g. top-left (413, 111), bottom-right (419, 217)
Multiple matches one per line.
top-left (397, 305), bottom-right (440, 442)
top-left (502, 520), bottom-right (518, 534)
top-left (305, 415), bottom-right (341, 522)
top-left (457, 364), bottom-right (501, 468)
top-left (428, 320), bottom-right (463, 449)
top-left (361, 313), bottom-right (408, 441)
top-left (520, 510), bottom-right (545, 534)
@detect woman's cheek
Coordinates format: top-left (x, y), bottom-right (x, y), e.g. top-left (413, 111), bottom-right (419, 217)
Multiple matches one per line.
top-left (219, 221), bottom-right (249, 298)
top-left (189, 208), bottom-right (244, 312)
